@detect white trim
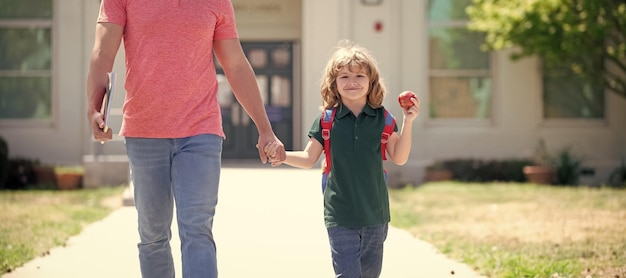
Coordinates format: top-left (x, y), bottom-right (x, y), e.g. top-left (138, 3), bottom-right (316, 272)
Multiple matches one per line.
top-left (424, 0), bottom-right (495, 126)
top-left (0, 19), bottom-right (52, 27)
top-left (541, 118), bottom-right (610, 128)
top-left (0, 3), bottom-right (55, 126)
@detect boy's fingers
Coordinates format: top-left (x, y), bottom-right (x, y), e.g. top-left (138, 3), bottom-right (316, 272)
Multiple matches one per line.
top-left (264, 142), bottom-right (277, 153)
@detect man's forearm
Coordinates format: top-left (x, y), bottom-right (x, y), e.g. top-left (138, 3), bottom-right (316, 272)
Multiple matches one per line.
top-left (86, 54), bottom-right (111, 115)
top-left (226, 62), bottom-right (273, 134)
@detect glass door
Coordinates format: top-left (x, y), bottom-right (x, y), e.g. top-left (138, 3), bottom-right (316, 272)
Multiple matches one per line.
top-left (216, 41), bottom-right (295, 159)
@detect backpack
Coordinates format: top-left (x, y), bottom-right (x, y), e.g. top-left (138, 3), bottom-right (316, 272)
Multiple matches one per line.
top-left (320, 107), bottom-right (396, 192)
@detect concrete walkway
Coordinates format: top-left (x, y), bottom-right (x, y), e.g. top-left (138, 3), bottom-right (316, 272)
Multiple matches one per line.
top-left (3, 167), bottom-right (485, 278)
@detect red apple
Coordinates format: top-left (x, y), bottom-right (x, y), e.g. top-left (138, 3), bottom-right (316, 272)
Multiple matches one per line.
top-left (398, 91), bottom-right (416, 109)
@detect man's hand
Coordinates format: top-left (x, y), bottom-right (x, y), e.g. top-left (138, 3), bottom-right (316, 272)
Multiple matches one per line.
top-left (257, 134), bottom-right (286, 164)
top-left (89, 110), bottom-right (112, 143)
top-left (262, 141), bottom-right (286, 166)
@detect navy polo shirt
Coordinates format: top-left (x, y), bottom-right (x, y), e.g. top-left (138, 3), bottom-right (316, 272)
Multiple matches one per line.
top-left (309, 104), bottom-right (398, 228)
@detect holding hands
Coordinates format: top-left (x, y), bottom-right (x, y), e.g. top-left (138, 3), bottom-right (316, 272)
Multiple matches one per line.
top-left (257, 134), bottom-right (286, 165)
top-left (263, 141), bottom-right (283, 166)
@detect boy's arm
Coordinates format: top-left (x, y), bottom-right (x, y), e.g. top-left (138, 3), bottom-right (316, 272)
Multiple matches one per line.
top-left (271, 138), bottom-right (323, 168)
top-left (387, 97), bottom-right (420, 165)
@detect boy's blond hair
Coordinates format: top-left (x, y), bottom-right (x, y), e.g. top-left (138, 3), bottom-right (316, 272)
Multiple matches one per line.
top-left (320, 40), bottom-right (386, 110)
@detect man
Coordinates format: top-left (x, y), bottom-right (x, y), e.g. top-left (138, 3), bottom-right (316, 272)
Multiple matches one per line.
top-left (86, 1), bottom-right (286, 277)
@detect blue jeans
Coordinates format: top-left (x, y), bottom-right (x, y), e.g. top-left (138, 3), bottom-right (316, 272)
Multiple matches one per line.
top-left (125, 134), bottom-right (222, 278)
top-left (327, 223), bottom-right (388, 278)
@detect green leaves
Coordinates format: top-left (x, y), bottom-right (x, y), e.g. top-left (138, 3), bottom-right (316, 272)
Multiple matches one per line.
top-left (467, 0), bottom-right (626, 98)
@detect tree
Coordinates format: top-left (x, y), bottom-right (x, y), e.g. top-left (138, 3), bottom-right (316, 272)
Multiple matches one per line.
top-left (466, 0), bottom-right (626, 98)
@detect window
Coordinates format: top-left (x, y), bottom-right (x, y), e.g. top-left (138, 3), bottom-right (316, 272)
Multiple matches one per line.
top-left (427, 0), bottom-right (492, 120)
top-left (0, 0), bottom-right (53, 120)
top-left (543, 64), bottom-right (604, 119)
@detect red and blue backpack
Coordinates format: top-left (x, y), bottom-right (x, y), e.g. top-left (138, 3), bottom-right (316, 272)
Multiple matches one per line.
top-left (320, 107), bottom-right (396, 192)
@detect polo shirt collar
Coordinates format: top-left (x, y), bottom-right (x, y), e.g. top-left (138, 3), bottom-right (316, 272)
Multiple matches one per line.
top-left (336, 103), bottom-right (377, 119)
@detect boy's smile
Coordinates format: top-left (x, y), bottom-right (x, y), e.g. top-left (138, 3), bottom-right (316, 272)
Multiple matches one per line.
top-left (336, 66), bottom-right (370, 105)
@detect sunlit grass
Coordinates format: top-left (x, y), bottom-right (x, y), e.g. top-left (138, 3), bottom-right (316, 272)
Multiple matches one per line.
top-left (0, 186), bottom-right (126, 274)
top-left (389, 182), bottom-right (626, 278)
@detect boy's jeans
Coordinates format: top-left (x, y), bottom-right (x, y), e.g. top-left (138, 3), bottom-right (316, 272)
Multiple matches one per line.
top-left (126, 134), bottom-right (222, 278)
top-left (327, 223), bottom-right (388, 278)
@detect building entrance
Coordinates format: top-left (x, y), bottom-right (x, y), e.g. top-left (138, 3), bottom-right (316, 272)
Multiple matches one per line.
top-left (216, 41), bottom-right (296, 159)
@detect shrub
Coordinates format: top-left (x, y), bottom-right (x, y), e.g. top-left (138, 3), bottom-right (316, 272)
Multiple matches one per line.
top-left (3, 158), bottom-right (37, 190)
top-left (608, 156), bottom-right (626, 188)
top-left (439, 158), bottom-right (533, 182)
top-left (0, 137), bottom-right (7, 187)
top-left (554, 147), bottom-right (582, 186)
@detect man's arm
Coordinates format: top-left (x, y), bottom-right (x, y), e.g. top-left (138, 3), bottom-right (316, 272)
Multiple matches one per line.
top-left (86, 22), bottom-right (123, 142)
top-left (214, 38), bottom-right (286, 163)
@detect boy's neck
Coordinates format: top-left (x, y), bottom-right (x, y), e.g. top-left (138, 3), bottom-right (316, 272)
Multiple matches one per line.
top-left (341, 100), bottom-right (366, 116)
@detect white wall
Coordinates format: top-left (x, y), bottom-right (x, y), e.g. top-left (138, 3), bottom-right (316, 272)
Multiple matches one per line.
top-left (1, 0), bottom-right (87, 166)
top-left (234, 0), bottom-right (302, 40)
top-left (301, 0), bottom-right (345, 146)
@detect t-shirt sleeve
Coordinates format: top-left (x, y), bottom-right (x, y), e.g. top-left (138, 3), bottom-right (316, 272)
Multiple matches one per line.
top-left (214, 0), bottom-right (239, 40)
top-left (97, 0), bottom-right (126, 26)
top-left (307, 114), bottom-right (324, 146)
top-left (387, 108), bottom-right (399, 133)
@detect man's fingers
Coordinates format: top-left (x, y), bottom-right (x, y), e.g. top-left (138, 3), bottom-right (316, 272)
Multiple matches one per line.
top-left (258, 147), bottom-right (268, 164)
top-left (257, 137), bottom-right (286, 165)
top-left (96, 127), bottom-right (113, 143)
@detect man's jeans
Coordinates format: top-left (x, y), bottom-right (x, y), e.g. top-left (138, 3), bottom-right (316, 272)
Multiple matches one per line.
top-left (327, 223), bottom-right (388, 278)
top-left (126, 134), bottom-right (222, 278)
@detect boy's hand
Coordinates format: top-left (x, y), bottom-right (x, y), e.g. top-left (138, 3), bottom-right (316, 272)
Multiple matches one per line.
top-left (257, 134), bottom-right (285, 164)
top-left (259, 141), bottom-right (284, 166)
top-left (257, 141), bottom-right (285, 166)
top-left (264, 141), bottom-right (279, 158)
top-left (398, 91), bottom-right (416, 109)
top-left (401, 95), bottom-right (420, 123)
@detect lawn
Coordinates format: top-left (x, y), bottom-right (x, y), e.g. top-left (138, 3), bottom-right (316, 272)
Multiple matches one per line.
top-left (389, 182), bottom-right (626, 278)
top-left (0, 186), bottom-right (126, 274)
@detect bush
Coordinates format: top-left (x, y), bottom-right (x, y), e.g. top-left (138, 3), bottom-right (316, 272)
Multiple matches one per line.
top-left (3, 158), bottom-right (37, 190)
top-left (439, 158), bottom-right (533, 182)
top-left (608, 157), bottom-right (626, 188)
top-left (554, 147), bottom-right (582, 186)
top-left (0, 137), bottom-right (8, 187)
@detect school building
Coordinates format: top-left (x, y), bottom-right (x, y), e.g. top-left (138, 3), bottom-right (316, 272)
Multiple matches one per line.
top-left (1, 0), bottom-right (625, 187)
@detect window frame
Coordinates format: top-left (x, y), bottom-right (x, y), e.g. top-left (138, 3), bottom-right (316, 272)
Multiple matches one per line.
top-left (426, 5), bottom-right (496, 126)
top-left (0, 2), bottom-right (55, 126)
top-left (540, 60), bottom-right (608, 126)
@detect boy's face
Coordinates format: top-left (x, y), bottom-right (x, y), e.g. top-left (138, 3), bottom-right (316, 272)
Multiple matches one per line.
top-left (335, 65), bottom-right (370, 104)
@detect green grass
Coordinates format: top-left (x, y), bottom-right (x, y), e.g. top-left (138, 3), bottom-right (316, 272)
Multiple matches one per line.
top-left (389, 182), bottom-right (626, 278)
top-left (0, 186), bottom-right (126, 274)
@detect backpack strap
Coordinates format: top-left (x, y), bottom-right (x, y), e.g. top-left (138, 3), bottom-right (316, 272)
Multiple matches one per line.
top-left (381, 109), bottom-right (396, 160)
top-left (321, 108), bottom-right (336, 175)
top-left (320, 108), bottom-right (336, 192)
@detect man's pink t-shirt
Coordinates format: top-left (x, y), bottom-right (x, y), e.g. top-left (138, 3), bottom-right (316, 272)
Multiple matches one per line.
top-left (98, 0), bottom-right (239, 138)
